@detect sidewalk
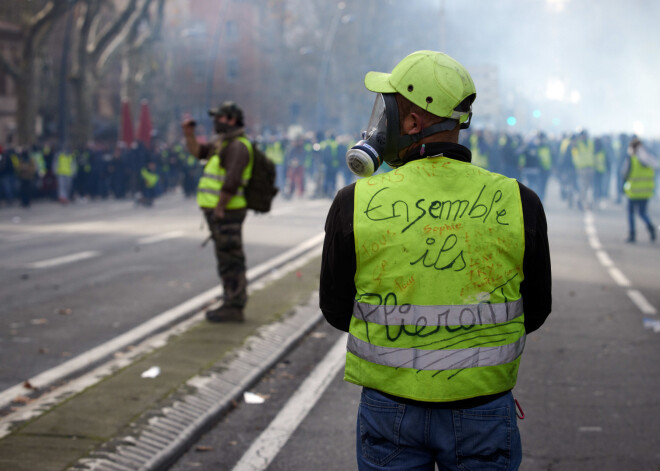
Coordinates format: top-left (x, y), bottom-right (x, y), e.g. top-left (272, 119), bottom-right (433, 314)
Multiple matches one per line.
top-left (0, 253), bottom-right (323, 471)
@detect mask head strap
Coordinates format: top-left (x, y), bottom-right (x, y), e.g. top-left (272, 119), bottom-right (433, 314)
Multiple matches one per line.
top-left (396, 119), bottom-right (460, 149)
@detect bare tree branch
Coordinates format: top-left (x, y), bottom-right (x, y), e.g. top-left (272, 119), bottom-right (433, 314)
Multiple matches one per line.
top-left (89, 0), bottom-right (139, 64)
top-left (29, 0), bottom-right (71, 41)
top-left (132, 0), bottom-right (163, 51)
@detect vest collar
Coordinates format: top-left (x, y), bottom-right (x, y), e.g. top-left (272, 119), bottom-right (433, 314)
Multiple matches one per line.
top-left (217, 127), bottom-right (246, 143)
top-left (403, 142), bottom-right (472, 165)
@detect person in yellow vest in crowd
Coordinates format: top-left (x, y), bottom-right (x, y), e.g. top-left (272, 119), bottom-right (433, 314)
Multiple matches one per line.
top-left (55, 147), bottom-right (77, 204)
top-left (137, 160), bottom-right (160, 207)
top-left (593, 137), bottom-right (608, 208)
top-left (320, 51), bottom-right (552, 470)
top-left (571, 130), bottom-right (596, 211)
top-left (182, 101), bottom-right (253, 322)
top-left (469, 129), bottom-right (489, 169)
top-left (622, 137), bottom-right (657, 243)
top-left (518, 131), bottom-right (553, 203)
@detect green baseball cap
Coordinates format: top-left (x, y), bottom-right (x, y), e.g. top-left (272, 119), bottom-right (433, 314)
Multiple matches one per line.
top-left (364, 50), bottom-right (476, 123)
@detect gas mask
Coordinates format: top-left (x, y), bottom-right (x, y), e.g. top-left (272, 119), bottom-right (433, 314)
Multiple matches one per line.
top-left (346, 93), bottom-right (466, 177)
top-left (345, 94), bottom-right (400, 177)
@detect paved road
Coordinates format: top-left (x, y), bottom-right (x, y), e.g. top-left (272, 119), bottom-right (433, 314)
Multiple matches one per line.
top-left (170, 183), bottom-right (660, 471)
top-left (0, 193), bottom-right (330, 393)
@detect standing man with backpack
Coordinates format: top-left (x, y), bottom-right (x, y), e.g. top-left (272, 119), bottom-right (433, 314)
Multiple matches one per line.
top-left (182, 101), bottom-right (252, 323)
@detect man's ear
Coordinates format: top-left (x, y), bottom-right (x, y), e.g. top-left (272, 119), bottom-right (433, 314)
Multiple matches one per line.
top-left (402, 112), bottom-right (424, 135)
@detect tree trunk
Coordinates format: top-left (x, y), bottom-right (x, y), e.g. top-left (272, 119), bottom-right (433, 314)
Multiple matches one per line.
top-left (69, 71), bottom-right (96, 149)
top-left (15, 57), bottom-right (39, 146)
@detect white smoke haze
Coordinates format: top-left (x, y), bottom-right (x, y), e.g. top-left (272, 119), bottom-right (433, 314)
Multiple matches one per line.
top-left (432, 0), bottom-right (660, 137)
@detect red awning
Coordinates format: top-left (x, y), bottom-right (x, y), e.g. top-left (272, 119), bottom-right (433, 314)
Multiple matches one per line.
top-left (137, 99), bottom-right (153, 150)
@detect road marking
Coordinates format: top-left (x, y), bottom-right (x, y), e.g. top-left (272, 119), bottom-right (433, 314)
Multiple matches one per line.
top-left (587, 235), bottom-right (602, 250)
top-left (584, 224), bottom-right (597, 237)
top-left (232, 333), bottom-right (347, 471)
top-left (595, 250), bottom-right (613, 267)
top-left (578, 426), bottom-right (603, 433)
top-left (607, 267), bottom-right (631, 287)
top-left (0, 232), bottom-right (325, 411)
top-left (584, 212), bottom-right (658, 321)
top-left (137, 230), bottom-right (185, 245)
top-left (27, 250), bottom-right (100, 269)
top-left (628, 290), bottom-right (657, 315)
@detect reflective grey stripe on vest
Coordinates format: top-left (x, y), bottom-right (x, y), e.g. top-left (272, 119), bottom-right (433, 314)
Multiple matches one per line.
top-left (354, 298), bottom-right (523, 327)
top-left (197, 188), bottom-right (245, 197)
top-left (347, 334), bottom-right (525, 371)
top-left (202, 173), bottom-right (225, 181)
top-left (201, 173), bottom-right (249, 187)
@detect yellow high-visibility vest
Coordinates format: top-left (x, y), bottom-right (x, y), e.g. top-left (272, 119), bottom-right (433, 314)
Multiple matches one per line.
top-left (197, 137), bottom-right (253, 210)
top-left (347, 156), bottom-right (526, 402)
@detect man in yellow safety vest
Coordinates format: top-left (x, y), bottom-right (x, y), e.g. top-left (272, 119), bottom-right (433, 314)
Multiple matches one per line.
top-left (182, 102), bottom-right (253, 322)
top-left (320, 51), bottom-right (552, 470)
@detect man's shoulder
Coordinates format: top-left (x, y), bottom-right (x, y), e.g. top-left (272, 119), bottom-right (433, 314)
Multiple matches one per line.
top-left (224, 136), bottom-right (251, 154)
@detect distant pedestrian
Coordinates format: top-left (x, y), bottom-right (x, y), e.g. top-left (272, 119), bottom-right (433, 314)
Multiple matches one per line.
top-left (17, 149), bottom-right (36, 208)
top-left (622, 137), bottom-right (657, 243)
top-left (55, 148), bottom-right (77, 204)
top-left (572, 130), bottom-right (596, 211)
top-left (0, 145), bottom-right (16, 205)
top-left (137, 160), bottom-right (159, 207)
top-left (321, 50), bottom-right (552, 471)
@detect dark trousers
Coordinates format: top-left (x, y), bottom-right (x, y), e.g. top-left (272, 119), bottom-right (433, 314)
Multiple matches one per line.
top-left (627, 198), bottom-right (655, 240)
top-left (204, 208), bottom-right (248, 309)
top-left (19, 179), bottom-right (32, 207)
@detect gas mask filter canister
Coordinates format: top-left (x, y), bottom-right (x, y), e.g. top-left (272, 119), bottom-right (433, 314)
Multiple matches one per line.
top-left (346, 94), bottom-right (398, 177)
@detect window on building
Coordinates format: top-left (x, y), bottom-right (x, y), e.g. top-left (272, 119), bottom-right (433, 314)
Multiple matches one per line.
top-left (226, 58), bottom-right (239, 82)
top-left (225, 21), bottom-right (238, 42)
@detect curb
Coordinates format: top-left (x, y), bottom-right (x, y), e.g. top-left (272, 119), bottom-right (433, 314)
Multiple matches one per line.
top-left (74, 294), bottom-right (323, 471)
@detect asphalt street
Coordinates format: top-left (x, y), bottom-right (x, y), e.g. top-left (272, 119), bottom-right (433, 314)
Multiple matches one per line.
top-left (171, 181), bottom-right (660, 471)
top-left (0, 193), bottom-right (331, 394)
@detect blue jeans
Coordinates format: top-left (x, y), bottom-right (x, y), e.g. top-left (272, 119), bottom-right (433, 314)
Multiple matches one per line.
top-left (627, 198), bottom-right (654, 239)
top-left (356, 388), bottom-right (522, 471)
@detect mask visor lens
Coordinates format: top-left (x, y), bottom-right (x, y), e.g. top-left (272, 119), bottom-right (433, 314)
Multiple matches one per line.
top-left (363, 94), bottom-right (387, 140)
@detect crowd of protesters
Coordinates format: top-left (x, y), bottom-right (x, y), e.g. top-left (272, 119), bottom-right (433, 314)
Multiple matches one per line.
top-left (0, 140), bottom-right (203, 208)
top-left (0, 128), bottom-right (657, 210)
top-left (458, 129), bottom-right (659, 211)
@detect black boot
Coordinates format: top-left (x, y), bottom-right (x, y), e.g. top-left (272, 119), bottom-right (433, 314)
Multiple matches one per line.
top-left (650, 225), bottom-right (656, 243)
top-left (206, 305), bottom-right (245, 323)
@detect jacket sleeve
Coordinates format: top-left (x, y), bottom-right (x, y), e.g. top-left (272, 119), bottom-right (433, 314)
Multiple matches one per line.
top-left (320, 184), bottom-right (357, 332)
top-left (518, 182), bottom-right (552, 334)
